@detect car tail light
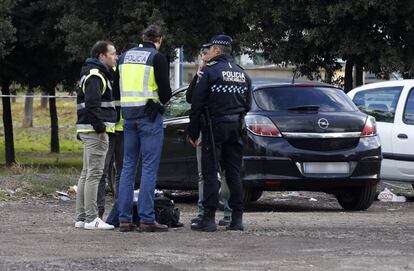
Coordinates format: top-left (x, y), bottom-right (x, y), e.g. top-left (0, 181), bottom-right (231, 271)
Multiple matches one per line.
top-left (245, 115), bottom-right (282, 137)
top-left (360, 116), bottom-right (377, 137)
top-left (265, 180), bottom-right (281, 185)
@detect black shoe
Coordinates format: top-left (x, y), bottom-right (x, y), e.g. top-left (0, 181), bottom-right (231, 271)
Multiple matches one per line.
top-left (218, 216), bottom-right (231, 226)
top-left (191, 213), bottom-right (217, 232)
top-left (226, 217), bottom-right (244, 231)
top-left (191, 215), bottom-right (202, 224)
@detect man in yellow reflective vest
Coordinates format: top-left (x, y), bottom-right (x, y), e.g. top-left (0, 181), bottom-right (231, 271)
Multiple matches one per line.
top-left (117, 25), bottom-right (172, 232)
top-left (74, 41), bottom-right (117, 230)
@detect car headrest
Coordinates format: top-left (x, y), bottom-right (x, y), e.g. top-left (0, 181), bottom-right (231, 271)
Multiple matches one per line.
top-left (367, 103), bottom-right (388, 112)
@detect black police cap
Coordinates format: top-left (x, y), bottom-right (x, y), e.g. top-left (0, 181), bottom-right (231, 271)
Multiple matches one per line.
top-left (204, 34), bottom-right (233, 48)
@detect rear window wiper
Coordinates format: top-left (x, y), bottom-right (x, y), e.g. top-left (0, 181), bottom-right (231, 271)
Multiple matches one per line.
top-left (287, 105), bottom-right (320, 111)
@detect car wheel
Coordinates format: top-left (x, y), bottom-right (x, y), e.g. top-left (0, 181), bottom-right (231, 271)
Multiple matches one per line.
top-left (242, 188), bottom-right (263, 203)
top-left (335, 183), bottom-right (377, 211)
top-left (249, 190), bottom-right (263, 202)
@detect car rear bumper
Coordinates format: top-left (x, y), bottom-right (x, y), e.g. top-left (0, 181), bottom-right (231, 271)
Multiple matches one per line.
top-left (242, 135), bottom-right (381, 191)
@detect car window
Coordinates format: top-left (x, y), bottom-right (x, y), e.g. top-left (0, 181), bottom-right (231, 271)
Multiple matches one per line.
top-left (254, 86), bottom-right (357, 112)
top-left (403, 88), bottom-right (414, 125)
top-left (352, 86), bottom-right (403, 123)
top-left (163, 90), bottom-right (191, 118)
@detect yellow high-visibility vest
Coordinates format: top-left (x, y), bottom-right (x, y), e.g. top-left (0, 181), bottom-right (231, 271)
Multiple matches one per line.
top-left (76, 68), bottom-right (115, 133)
top-left (119, 48), bottom-right (160, 108)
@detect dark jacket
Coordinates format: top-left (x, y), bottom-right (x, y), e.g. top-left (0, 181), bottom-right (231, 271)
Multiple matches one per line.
top-left (185, 73), bottom-right (198, 103)
top-left (76, 58), bottom-right (116, 133)
top-left (188, 54), bottom-right (252, 140)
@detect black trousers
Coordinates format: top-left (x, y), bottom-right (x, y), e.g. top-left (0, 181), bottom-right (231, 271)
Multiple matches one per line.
top-left (97, 131), bottom-right (124, 215)
top-left (112, 131), bottom-right (124, 199)
top-left (201, 121), bottom-right (243, 217)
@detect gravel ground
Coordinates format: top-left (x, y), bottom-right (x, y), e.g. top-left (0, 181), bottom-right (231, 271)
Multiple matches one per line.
top-left (0, 181), bottom-right (413, 271)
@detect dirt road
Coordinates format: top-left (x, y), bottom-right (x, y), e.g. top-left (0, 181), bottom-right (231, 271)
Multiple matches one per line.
top-left (1, 187), bottom-right (413, 271)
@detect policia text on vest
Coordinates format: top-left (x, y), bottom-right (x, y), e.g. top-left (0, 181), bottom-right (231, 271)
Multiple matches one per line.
top-left (118, 44), bottom-right (172, 120)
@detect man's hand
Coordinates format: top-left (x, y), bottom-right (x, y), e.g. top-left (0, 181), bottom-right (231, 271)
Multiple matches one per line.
top-left (97, 132), bottom-right (108, 141)
top-left (187, 136), bottom-right (198, 147)
top-left (197, 61), bottom-right (206, 73)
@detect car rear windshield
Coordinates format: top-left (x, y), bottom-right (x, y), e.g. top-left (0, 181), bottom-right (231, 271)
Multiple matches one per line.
top-left (254, 86), bottom-right (358, 112)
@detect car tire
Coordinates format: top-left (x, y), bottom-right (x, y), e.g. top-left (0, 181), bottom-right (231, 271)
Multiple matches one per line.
top-left (335, 183), bottom-right (377, 211)
top-left (249, 189), bottom-right (263, 202)
top-left (242, 188), bottom-right (263, 203)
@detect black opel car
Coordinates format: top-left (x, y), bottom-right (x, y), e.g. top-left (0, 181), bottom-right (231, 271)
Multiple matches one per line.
top-left (148, 79), bottom-right (382, 211)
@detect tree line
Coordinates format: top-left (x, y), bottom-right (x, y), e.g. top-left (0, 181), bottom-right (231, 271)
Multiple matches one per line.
top-left (1, 0), bottom-right (413, 166)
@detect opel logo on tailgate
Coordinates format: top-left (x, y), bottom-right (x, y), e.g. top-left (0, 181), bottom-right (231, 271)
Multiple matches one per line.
top-left (318, 118), bottom-right (329, 129)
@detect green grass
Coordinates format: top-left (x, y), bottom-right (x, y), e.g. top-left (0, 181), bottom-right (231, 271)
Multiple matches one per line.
top-left (0, 190), bottom-right (14, 201)
top-left (0, 164), bottom-right (79, 199)
top-left (0, 97), bottom-right (87, 198)
top-left (23, 175), bottom-right (78, 196)
top-left (0, 97), bottom-right (83, 168)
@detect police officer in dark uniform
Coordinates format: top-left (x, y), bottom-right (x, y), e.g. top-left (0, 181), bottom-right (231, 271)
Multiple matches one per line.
top-left (187, 34), bottom-right (252, 232)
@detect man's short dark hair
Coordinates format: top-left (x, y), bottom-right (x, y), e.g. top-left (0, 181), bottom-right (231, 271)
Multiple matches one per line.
top-left (214, 44), bottom-right (232, 56)
top-left (91, 41), bottom-right (114, 59)
top-left (122, 43), bottom-right (139, 53)
top-left (142, 25), bottom-right (163, 43)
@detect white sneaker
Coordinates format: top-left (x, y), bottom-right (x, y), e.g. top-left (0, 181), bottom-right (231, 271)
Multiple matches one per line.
top-left (75, 221), bottom-right (85, 228)
top-left (84, 217), bottom-right (114, 230)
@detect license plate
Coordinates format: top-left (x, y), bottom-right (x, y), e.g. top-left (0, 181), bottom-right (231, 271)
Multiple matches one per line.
top-left (303, 162), bottom-right (350, 174)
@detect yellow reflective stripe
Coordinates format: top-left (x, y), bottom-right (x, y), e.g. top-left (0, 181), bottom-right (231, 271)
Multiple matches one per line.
top-left (146, 67), bottom-right (159, 95)
top-left (76, 122), bottom-right (116, 133)
top-left (115, 114), bottom-right (124, 131)
top-left (79, 75), bottom-right (86, 88)
top-left (106, 127), bottom-right (115, 133)
top-left (101, 102), bottom-right (115, 108)
top-left (121, 91), bottom-right (158, 98)
top-left (82, 69), bottom-right (107, 94)
top-left (105, 121), bottom-right (116, 133)
top-left (103, 122), bottom-right (116, 130)
top-left (120, 98), bottom-right (159, 106)
top-left (121, 101), bottom-right (148, 107)
top-left (143, 65), bottom-right (151, 94)
top-left (77, 102), bottom-right (115, 110)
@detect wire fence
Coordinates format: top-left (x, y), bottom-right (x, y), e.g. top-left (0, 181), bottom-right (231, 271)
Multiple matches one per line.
top-left (0, 95), bottom-right (76, 98)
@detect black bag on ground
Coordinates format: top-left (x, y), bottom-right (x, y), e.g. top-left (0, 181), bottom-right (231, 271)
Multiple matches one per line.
top-left (155, 197), bottom-right (183, 228)
top-left (132, 196), bottom-right (183, 228)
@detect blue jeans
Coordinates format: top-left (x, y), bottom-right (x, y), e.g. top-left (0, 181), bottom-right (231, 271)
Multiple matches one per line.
top-left (117, 114), bottom-right (164, 224)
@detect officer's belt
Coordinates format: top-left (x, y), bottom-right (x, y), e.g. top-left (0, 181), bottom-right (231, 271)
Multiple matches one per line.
top-left (212, 114), bottom-right (241, 124)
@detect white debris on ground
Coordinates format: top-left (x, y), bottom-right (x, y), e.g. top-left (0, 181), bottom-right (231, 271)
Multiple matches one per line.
top-left (284, 191), bottom-right (318, 202)
top-left (378, 188), bottom-right (407, 202)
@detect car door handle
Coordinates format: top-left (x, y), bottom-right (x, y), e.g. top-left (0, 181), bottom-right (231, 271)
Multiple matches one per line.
top-left (176, 129), bottom-right (185, 135)
top-left (397, 133), bottom-right (408, 139)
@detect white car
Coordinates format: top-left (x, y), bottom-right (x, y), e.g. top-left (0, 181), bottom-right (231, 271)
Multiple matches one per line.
top-left (348, 80), bottom-right (414, 187)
